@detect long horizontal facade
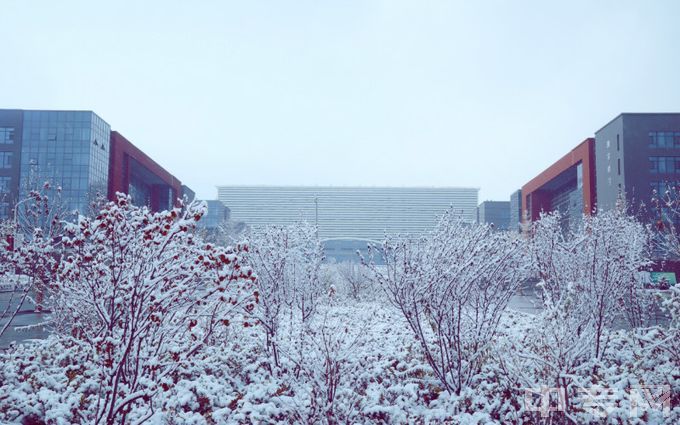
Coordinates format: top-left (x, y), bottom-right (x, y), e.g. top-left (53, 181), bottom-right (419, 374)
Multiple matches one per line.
top-left (216, 185), bottom-right (479, 240)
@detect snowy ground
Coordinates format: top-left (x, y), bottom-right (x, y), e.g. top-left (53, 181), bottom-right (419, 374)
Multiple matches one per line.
top-left (0, 285), bottom-right (669, 349)
top-left (2, 295), bottom-right (676, 424)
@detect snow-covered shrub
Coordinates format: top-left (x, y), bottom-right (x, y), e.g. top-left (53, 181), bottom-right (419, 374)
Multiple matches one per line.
top-left (501, 286), bottom-right (598, 421)
top-left (364, 207), bottom-right (530, 396)
top-left (41, 194), bottom-right (256, 424)
top-left (0, 336), bottom-right (98, 424)
top-left (502, 206), bottom-right (658, 422)
top-left (529, 206), bottom-right (652, 361)
top-left (335, 261), bottom-right (373, 301)
top-left (0, 183), bottom-right (67, 338)
top-left (3, 298), bottom-right (676, 424)
top-left (245, 222), bottom-right (324, 369)
top-left (650, 184), bottom-right (680, 260)
top-left (287, 302), bottom-right (369, 424)
top-left (651, 285), bottom-right (680, 365)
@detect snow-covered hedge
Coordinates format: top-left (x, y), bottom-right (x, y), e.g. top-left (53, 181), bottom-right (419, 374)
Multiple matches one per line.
top-left (1, 204), bottom-right (678, 424)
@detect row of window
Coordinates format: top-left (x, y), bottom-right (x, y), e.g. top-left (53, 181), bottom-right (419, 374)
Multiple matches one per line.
top-left (649, 132), bottom-right (680, 149)
top-left (649, 156), bottom-right (680, 174)
top-left (24, 111), bottom-right (93, 123)
top-left (25, 127), bottom-right (96, 142)
top-left (0, 127), bottom-right (14, 144)
top-left (23, 154), bottom-right (92, 166)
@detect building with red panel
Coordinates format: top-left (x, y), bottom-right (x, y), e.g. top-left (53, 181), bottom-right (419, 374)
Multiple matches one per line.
top-left (108, 131), bottom-right (182, 212)
top-left (521, 138), bottom-right (596, 229)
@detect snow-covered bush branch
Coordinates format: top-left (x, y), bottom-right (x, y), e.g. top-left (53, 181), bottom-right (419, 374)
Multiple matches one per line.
top-left (364, 207), bottom-right (530, 395)
top-left (244, 222), bottom-right (324, 369)
top-left (45, 194), bottom-right (256, 424)
top-left (0, 183), bottom-right (67, 338)
top-left (529, 205), bottom-right (652, 360)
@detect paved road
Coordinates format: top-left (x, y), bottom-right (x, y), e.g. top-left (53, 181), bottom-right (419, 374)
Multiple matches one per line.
top-left (0, 289), bottom-right (50, 348)
top-left (507, 282), bottom-right (671, 329)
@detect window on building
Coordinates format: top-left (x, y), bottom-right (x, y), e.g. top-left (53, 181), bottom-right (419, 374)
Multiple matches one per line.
top-left (649, 156), bottom-right (680, 174)
top-left (0, 152), bottom-right (13, 169)
top-left (649, 131), bottom-right (680, 148)
top-left (617, 134), bottom-right (620, 151)
top-left (0, 127), bottom-right (15, 144)
top-left (618, 158), bottom-right (621, 175)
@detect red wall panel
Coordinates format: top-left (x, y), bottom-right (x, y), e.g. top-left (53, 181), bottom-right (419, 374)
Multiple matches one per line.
top-left (108, 131), bottom-right (182, 210)
top-left (521, 138), bottom-right (596, 222)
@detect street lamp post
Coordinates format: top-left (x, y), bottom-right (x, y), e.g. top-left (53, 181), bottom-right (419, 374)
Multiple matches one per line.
top-left (12, 197), bottom-right (32, 249)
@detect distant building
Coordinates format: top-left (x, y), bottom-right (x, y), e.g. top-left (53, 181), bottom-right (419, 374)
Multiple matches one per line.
top-left (181, 185), bottom-right (196, 203)
top-left (595, 113), bottom-right (680, 214)
top-left (216, 186), bottom-right (479, 241)
top-left (108, 131), bottom-right (181, 212)
top-left (0, 109), bottom-right (185, 219)
top-left (477, 200), bottom-right (510, 230)
top-left (520, 113), bottom-right (680, 275)
top-left (521, 138), bottom-right (596, 230)
top-left (197, 200), bottom-right (230, 229)
top-left (0, 110), bottom-right (112, 216)
top-left (509, 189), bottom-right (522, 232)
top-left (521, 113), bottom-right (680, 227)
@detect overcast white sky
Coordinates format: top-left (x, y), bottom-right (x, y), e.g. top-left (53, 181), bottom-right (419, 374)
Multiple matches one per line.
top-left (2, 0), bottom-right (679, 202)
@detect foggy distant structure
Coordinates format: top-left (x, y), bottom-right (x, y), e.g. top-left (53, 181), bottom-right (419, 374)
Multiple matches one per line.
top-left (216, 185), bottom-right (479, 241)
top-left (477, 200), bottom-right (510, 230)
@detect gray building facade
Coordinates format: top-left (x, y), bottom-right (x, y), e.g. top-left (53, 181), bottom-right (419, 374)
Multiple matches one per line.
top-left (0, 110), bottom-right (23, 218)
top-left (596, 113), bottom-right (680, 213)
top-left (477, 200), bottom-right (511, 230)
